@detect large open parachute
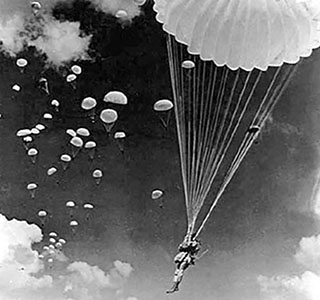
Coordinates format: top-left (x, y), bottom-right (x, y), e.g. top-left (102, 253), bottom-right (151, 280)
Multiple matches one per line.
top-left (153, 0), bottom-right (320, 239)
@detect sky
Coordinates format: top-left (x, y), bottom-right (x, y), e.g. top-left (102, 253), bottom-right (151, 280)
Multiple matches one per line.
top-left (1, 1), bottom-right (320, 300)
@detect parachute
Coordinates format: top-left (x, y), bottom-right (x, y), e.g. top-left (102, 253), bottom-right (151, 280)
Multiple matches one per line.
top-left (70, 136), bottom-right (83, 158)
top-left (71, 65), bottom-right (82, 75)
top-left (153, 99), bottom-right (174, 129)
top-left (27, 183), bottom-right (37, 198)
top-left (92, 169), bottom-right (103, 185)
top-left (153, 0), bottom-right (320, 239)
top-left (100, 109), bottom-right (118, 133)
top-left (51, 99), bottom-right (60, 112)
top-left (84, 141), bottom-right (96, 160)
top-left (81, 97), bottom-right (97, 123)
top-left (103, 91), bottom-right (128, 105)
top-left (76, 128), bottom-right (90, 137)
top-left (114, 131), bottom-right (126, 153)
top-left (27, 148), bottom-right (38, 164)
top-left (60, 154), bottom-right (72, 171)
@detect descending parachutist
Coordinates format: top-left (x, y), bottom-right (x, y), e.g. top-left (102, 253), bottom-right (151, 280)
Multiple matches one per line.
top-left (39, 77), bottom-right (50, 95)
top-left (167, 236), bottom-right (201, 294)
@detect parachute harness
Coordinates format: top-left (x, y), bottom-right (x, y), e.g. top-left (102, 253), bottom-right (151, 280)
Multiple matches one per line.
top-left (167, 35), bottom-right (300, 239)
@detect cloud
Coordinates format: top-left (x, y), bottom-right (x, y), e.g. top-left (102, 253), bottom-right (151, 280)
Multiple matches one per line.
top-left (0, 213), bottom-right (135, 300)
top-left (258, 234), bottom-right (320, 300)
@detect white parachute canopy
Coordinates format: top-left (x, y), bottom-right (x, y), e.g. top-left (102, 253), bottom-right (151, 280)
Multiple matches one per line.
top-left (43, 113), bottom-right (53, 119)
top-left (83, 203), bottom-right (94, 209)
top-left (153, 0), bottom-right (320, 71)
top-left (76, 128), bottom-right (90, 137)
top-left (16, 129), bottom-right (31, 137)
top-left (103, 91), bottom-right (128, 105)
top-left (114, 131), bottom-right (126, 139)
top-left (16, 58), bottom-right (28, 68)
top-left (66, 201), bottom-right (76, 208)
top-left (81, 97), bottom-right (97, 110)
top-left (115, 10), bottom-right (128, 19)
top-left (66, 74), bottom-right (77, 82)
top-left (100, 109), bottom-right (118, 133)
top-left (38, 210), bottom-right (47, 217)
top-left (47, 167), bottom-right (57, 176)
top-left (35, 124), bottom-right (46, 131)
top-left (71, 65), bottom-right (82, 75)
top-left (153, 99), bottom-right (173, 112)
top-left (84, 141), bottom-right (96, 149)
top-left (12, 84), bottom-right (21, 92)
top-left (151, 189), bottom-right (163, 200)
top-left (49, 232), bottom-right (58, 237)
top-left (66, 129), bottom-right (77, 137)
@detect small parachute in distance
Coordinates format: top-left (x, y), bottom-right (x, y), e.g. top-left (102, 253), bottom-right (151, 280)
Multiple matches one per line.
top-left (66, 201), bottom-right (76, 218)
top-left (38, 210), bottom-right (47, 227)
top-left (22, 136), bottom-right (33, 150)
top-left (66, 74), bottom-right (77, 82)
top-left (49, 232), bottom-right (58, 238)
top-left (100, 109), bottom-right (118, 133)
top-left (115, 10), bottom-right (128, 19)
top-left (35, 124), bottom-right (46, 131)
top-left (92, 169), bottom-right (103, 185)
top-left (16, 129), bottom-right (31, 137)
top-left (58, 238), bottom-right (66, 244)
top-left (134, 0), bottom-right (147, 6)
top-left (181, 60), bottom-right (195, 69)
top-left (84, 141), bottom-right (96, 160)
top-left (43, 246), bottom-right (49, 251)
top-left (114, 131), bottom-right (126, 154)
top-left (60, 154), bottom-right (72, 171)
top-left (27, 183), bottom-right (37, 198)
top-left (69, 220), bottom-right (79, 235)
top-left (47, 167), bottom-right (57, 176)
top-left (153, 99), bottom-right (174, 112)
top-left (51, 99), bottom-right (60, 112)
top-left (31, 128), bottom-right (40, 135)
top-left (12, 84), bottom-right (21, 92)
top-left (43, 113), bottom-right (53, 120)
top-left (31, 2), bottom-right (41, 15)
top-left (76, 128), bottom-right (90, 137)
top-left (83, 203), bottom-right (94, 221)
top-left (103, 91), bottom-right (128, 105)
top-left (70, 136), bottom-right (83, 158)
top-left (151, 189), bottom-right (164, 208)
top-left (27, 148), bottom-right (38, 164)
top-left (16, 58), bottom-right (28, 73)
top-left (153, 99), bottom-right (174, 129)
top-left (81, 97), bottom-right (97, 110)
top-left (71, 65), bottom-right (82, 75)
top-left (66, 129), bottom-right (77, 138)
top-left (49, 238), bottom-right (56, 244)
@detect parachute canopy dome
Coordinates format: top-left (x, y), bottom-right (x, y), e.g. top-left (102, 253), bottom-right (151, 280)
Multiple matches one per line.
top-left (83, 203), bottom-right (94, 209)
top-left (66, 74), bottom-right (77, 82)
top-left (31, 128), bottom-right (40, 135)
top-left (60, 154), bottom-right (72, 162)
top-left (35, 124), bottom-right (45, 131)
top-left (38, 210), bottom-right (47, 217)
top-left (71, 65), bottom-right (82, 75)
top-left (181, 60), bottom-right (195, 69)
top-left (153, 0), bottom-right (320, 71)
top-left (69, 220), bottom-right (78, 226)
top-left (76, 128), bottom-right (90, 137)
top-left (153, 99), bottom-right (173, 111)
top-left (47, 167), bottom-right (57, 176)
top-left (93, 169), bottom-right (103, 178)
top-left (100, 109), bottom-right (118, 124)
top-left (43, 113), bottom-right (53, 119)
top-left (23, 136), bottom-right (32, 142)
top-left (103, 91), bottom-right (128, 105)
top-left (16, 129), bottom-right (31, 137)
top-left (84, 141), bottom-right (96, 149)
top-left (66, 201), bottom-right (76, 207)
top-left (114, 131), bottom-right (126, 139)
top-left (28, 148), bottom-right (38, 156)
top-left (81, 97), bottom-right (97, 110)
top-left (66, 129), bottom-right (77, 137)
top-left (51, 99), bottom-right (60, 107)
top-left (115, 10), bottom-right (128, 19)
top-left (152, 189), bottom-right (163, 200)
top-left (16, 58), bottom-right (28, 68)
top-left (27, 183), bottom-right (37, 190)
top-left (12, 84), bottom-right (21, 92)
top-left (70, 136), bottom-right (83, 147)
top-left (49, 232), bottom-right (58, 237)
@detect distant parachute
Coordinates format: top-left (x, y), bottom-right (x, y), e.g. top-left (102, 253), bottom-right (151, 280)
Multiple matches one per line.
top-left (38, 210), bottom-right (47, 227)
top-left (71, 65), bottom-right (82, 75)
top-left (31, 128), bottom-right (40, 135)
top-left (31, 2), bottom-right (41, 15)
top-left (152, 189), bottom-right (164, 208)
top-left (92, 169), bottom-right (103, 185)
top-left (35, 124), bottom-right (46, 131)
top-left (153, 99), bottom-right (174, 129)
top-left (66, 74), bottom-right (77, 89)
top-left (49, 238), bottom-right (56, 244)
top-left (114, 131), bottom-right (126, 153)
top-left (153, 0), bottom-right (320, 239)
top-left (76, 128), bottom-right (90, 137)
top-left (16, 58), bottom-right (28, 73)
top-left (115, 10), bottom-right (128, 19)
top-left (66, 129), bottom-right (77, 138)
top-left (51, 99), bottom-right (60, 112)
top-left (47, 167), bottom-right (57, 176)
top-left (83, 203), bottom-right (94, 221)
top-left (84, 141), bottom-right (96, 160)
top-left (43, 113), bottom-right (53, 120)
top-left (16, 129), bottom-right (31, 137)
top-left (70, 136), bottom-right (83, 158)
top-left (60, 154), bottom-right (72, 171)
top-left (69, 220), bottom-right (79, 235)
top-left (58, 238), bottom-right (66, 245)
top-left (12, 84), bottom-right (21, 92)
top-left (100, 109), bottom-right (118, 133)
top-left (27, 148), bottom-right (38, 164)
top-left (27, 183), bottom-right (37, 198)
top-left (49, 232), bottom-right (58, 238)
top-left (22, 136), bottom-right (33, 150)
top-left (103, 91), bottom-right (128, 105)
top-left (66, 201), bottom-right (76, 218)
top-left (81, 97), bottom-right (97, 123)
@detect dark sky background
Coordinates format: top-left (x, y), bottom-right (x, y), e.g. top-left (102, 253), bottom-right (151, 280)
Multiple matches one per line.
top-left (1, 1), bottom-right (320, 300)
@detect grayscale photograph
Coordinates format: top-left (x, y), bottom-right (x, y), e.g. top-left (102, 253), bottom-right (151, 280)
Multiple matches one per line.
top-left (0, 1), bottom-right (320, 300)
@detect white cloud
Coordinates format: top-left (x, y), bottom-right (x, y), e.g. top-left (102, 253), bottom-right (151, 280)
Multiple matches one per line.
top-left (0, 213), bottom-right (135, 300)
top-left (258, 234), bottom-right (320, 300)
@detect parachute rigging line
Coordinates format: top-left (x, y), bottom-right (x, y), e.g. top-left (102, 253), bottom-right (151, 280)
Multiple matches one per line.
top-left (167, 34), bottom-right (299, 238)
